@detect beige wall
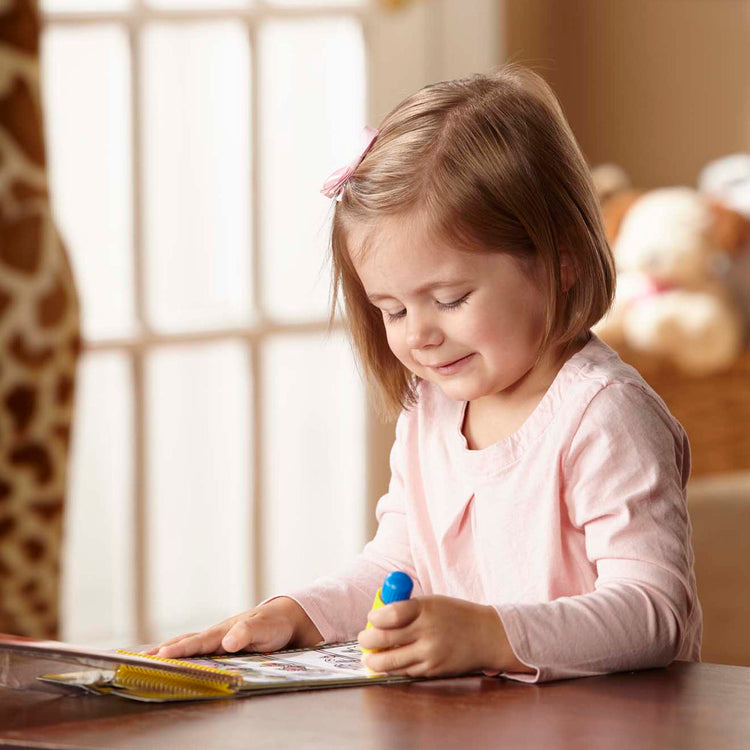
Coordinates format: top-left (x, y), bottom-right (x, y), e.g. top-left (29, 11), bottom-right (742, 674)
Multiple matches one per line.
top-left (505, 0), bottom-right (750, 188)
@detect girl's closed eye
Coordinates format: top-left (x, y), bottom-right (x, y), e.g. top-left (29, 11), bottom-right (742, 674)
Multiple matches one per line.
top-left (437, 292), bottom-right (471, 310)
top-left (382, 293), bottom-right (471, 324)
top-left (384, 308), bottom-right (407, 323)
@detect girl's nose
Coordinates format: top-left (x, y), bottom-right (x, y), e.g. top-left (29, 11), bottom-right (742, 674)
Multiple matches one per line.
top-left (406, 312), bottom-right (442, 350)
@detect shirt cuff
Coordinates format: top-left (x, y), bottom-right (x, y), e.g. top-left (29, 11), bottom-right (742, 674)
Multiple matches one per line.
top-left (493, 603), bottom-right (542, 683)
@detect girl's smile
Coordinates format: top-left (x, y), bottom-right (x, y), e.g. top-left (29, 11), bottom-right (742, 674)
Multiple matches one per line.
top-left (424, 352), bottom-right (476, 375)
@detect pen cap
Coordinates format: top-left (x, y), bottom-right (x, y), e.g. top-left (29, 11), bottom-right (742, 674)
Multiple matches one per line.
top-left (381, 572), bottom-right (413, 604)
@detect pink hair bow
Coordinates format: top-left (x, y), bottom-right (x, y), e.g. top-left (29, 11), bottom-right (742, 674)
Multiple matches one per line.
top-left (320, 125), bottom-right (379, 201)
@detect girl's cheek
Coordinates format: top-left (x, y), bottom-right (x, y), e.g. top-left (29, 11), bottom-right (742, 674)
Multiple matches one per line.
top-left (385, 330), bottom-right (406, 359)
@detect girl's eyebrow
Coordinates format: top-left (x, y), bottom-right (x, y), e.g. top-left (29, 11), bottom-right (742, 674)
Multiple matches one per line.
top-left (367, 279), bottom-right (471, 303)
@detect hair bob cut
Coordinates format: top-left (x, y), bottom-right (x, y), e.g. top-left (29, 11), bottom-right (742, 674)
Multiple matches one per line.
top-left (328, 64), bottom-right (615, 420)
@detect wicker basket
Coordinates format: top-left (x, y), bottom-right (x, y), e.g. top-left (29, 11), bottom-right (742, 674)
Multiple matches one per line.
top-left (614, 346), bottom-right (750, 476)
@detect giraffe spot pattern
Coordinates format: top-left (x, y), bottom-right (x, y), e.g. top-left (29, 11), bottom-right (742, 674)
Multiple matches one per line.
top-left (55, 374), bottom-right (74, 405)
top-left (31, 497), bottom-right (63, 522)
top-left (0, 612), bottom-right (21, 633)
top-left (0, 0), bottom-right (39, 54)
top-left (20, 579), bottom-right (38, 596)
top-left (5, 384), bottom-right (36, 432)
top-left (0, 213), bottom-right (42, 274)
top-left (0, 77), bottom-right (46, 166)
top-left (0, 479), bottom-right (11, 502)
top-left (10, 179), bottom-right (47, 202)
top-left (9, 442), bottom-right (53, 484)
top-left (53, 423), bottom-right (71, 447)
top-left (31, 600), bottom-right (49, 614)
top-left (37, 275), bottom-right (68, 328)
top-left (9, 332), bottom-right (53, 367)
top-left (0, 516), bottom-right (17, 537)
top-left (70, 333), bottom-right (83, 357)
top-left (21, 537), bottom-right (45, 562)
top-left (0, 285), bottom-right (11, 317)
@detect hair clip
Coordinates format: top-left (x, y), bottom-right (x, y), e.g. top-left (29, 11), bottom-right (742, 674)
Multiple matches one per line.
top-left (320, 125), bottom-right (379, 201)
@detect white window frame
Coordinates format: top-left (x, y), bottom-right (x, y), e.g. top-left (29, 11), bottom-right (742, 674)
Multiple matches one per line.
top-left (42, 0), bottom-right (501, 645)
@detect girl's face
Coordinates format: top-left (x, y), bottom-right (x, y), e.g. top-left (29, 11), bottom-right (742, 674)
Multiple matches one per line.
top-left (350, 216), bottom-right (555, 405)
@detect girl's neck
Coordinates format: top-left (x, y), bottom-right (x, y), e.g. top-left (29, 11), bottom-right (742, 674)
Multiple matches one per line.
top-left (461, 331), bottom-right (590, 451)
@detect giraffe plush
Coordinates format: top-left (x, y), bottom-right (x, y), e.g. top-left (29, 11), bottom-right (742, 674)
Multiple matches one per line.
top-left (0, 0), bottom-right (80, 637)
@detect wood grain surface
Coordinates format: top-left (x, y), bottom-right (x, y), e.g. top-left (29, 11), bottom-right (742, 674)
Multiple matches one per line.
top-left (1, 661), bottom-right (749, 749)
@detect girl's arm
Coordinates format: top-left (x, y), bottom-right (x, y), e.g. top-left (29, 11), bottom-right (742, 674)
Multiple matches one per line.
top-left (494, 384), bottom-right (700, 683)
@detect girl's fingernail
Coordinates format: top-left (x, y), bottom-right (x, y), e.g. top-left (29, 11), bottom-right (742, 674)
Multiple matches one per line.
top-left (224, 636), bottom-right (238, 651)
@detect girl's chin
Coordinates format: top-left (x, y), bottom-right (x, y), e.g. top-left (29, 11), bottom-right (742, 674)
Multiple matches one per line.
top-left (433, 380), bottom-right (488, 403)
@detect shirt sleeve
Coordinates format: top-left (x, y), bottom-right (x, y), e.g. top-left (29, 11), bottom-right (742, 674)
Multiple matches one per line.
top-left (495, 383), bottom-right (699, 683)
top-left (266, 409), bottom-right (422, 644)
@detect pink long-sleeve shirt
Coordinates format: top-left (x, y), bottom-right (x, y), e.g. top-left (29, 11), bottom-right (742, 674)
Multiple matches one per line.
top-left (286, 335), bottom-right (702, 682)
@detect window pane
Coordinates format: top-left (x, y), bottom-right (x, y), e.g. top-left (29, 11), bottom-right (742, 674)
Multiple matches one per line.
top-left (62, 353), bottom-right (134, 646)
top-left (142, 23), bottom-right (252, 333)
top-left (41, 25), bottom-right (135, 342)
top-left (146, 342), bottom-right (252, 639)
top-left (262, 333), bottom-right (366, 596)
top-left (260, 17), bottom-right (365, 321)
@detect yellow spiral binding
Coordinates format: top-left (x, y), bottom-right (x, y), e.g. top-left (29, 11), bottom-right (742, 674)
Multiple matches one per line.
top-left (113, 650), bottom-right (243, 697)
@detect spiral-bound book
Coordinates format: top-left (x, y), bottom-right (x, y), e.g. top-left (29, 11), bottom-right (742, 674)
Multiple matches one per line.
top-left (0, 633), bottom-right (418, 702)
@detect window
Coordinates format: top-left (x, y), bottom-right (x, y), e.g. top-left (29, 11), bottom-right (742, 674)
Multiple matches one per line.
top-left (41, 0), bottom-right (500, 647)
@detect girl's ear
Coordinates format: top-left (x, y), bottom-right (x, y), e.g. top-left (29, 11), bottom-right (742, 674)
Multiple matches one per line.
top-left (560, 252), bottom-right (575, 292)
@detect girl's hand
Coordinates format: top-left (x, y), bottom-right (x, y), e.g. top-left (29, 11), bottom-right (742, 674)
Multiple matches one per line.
top-left (143, 597), bottom-right (322, 659)
top-left (357, 595), bottom-right (531, 677)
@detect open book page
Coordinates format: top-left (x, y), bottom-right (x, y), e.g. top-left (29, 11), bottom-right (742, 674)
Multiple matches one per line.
top-left (211, 641), bottom-right (377, 683)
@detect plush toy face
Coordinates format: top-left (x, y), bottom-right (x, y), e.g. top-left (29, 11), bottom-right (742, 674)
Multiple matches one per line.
top-left (614, 188), bottom-right (717, 286)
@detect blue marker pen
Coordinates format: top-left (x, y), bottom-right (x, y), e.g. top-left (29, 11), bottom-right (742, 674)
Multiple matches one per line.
top-left (361, 571), bottom-right (413, 656)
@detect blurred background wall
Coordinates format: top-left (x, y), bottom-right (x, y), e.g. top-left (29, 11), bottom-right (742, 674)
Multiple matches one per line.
top-left (505, 0), bottom-right (750, 187)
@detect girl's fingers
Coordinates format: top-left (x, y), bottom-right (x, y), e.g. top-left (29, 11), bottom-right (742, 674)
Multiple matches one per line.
top-left (222, 614), bottom-right (285, 653)
top-left (141, 632), bottom-right (199, 655)
top-left (157, 627), bottom-right (230, 658)
top-left (140, 605), bottom-right (292, 659)
top-left (357, 622), bottom-right (417, 652)
top-left (362, 642), bottom-right (424, 676)
top-left (367, 598), bottom-right (421, 629)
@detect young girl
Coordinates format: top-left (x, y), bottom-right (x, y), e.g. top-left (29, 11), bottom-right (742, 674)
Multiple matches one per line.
top-left (150, 65), bottom-right (702, 682)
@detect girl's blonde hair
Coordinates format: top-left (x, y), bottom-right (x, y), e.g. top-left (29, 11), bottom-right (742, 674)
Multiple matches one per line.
top-left (329, 64), bottom-right (615, 419)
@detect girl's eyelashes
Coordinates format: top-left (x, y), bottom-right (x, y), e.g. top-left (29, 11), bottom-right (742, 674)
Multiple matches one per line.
top-left (385, 309), bottom-right (407, 323)
top-left (382, 293), bottom-right (471, 323)
top-left (437, 292), bottom-right (471, 310)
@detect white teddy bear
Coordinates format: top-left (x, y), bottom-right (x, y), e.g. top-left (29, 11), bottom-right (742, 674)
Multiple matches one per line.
top-left (593, 180), bottom-right (749, 376)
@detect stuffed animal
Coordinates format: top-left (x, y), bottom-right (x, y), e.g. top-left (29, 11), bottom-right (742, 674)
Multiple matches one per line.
top-left (591, 167), bottom-right (750, 376)
top-left (699, 154), bottom-right (750, 329)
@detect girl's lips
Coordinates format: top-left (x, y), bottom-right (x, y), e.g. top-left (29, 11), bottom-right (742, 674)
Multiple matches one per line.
top-left (430, 353), bottom-right (475, 375)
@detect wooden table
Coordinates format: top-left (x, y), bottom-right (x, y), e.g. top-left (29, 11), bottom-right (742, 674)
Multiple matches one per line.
top-left (1, 661), bottom-right (748, 749)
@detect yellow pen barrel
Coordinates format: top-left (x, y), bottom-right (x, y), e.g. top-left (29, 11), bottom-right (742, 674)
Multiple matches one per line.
top-left (361, 589), bottom-right (385, 655)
